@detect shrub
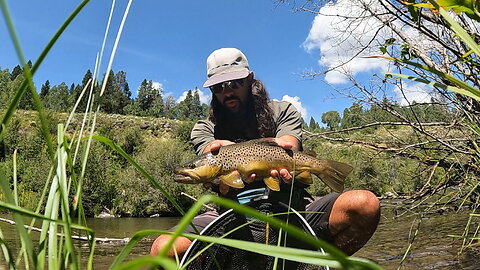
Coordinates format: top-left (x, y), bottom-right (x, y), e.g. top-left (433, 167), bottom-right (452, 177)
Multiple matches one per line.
top-left (114, 137), bottom-right (203, 216)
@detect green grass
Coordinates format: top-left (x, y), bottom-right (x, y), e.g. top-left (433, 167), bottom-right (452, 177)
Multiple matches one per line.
top-left (0, 0), bottom-right (383, 269)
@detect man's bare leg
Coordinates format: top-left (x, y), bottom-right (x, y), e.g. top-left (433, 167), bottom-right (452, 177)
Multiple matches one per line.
top-left (328, 190), bottom-right (381, 255)
top-left (150, 235), bottom-right (192, 258)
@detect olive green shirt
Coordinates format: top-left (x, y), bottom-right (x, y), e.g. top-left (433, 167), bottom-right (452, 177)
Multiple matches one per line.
top-left (191, 100), bottom-right (303, 155)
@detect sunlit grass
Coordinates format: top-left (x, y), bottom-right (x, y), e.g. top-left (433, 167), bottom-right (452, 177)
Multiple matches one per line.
top-left (0, 0), bottom-right (384, 269)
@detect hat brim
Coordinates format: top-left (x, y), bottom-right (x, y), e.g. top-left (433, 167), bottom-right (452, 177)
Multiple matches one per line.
top-left (203, 70), bottom-right (250, 88)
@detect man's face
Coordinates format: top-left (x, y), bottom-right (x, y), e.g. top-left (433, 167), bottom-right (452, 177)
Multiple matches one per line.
top-left (211, 73), bottom-right (252, 114)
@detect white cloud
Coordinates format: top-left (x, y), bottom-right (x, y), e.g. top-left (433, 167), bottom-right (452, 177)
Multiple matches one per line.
top-left (197, 88), bottom-right (211, 104)
top-left (303, 0), bottom-right (390, 84)
top-left (177, 91), bottom-right (188, 103)
top-left (177, 88), bottom-right (210, 104)
top-left (280, 95), bottom-right (308, 120)
top-left (152, 81), bottom-right (163, 92)
top-left (393, 82), bottom-right (433, 105)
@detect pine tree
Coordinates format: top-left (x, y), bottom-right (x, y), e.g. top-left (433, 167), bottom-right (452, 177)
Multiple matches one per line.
top-left (15, 73), bottom-right (35, 110)
top-left (137, 79), bottom-right (153, 112)
top-left (309, 116), bottom-right (319, 131)
top-left (73, 69), bottom-right (93, 112)
top-left (99, 70), bottom-right (131, 114)
top-left (341, 103), bottom-right (363, 128)
top-left (0, 68), bottom-right (12, 109)
top-left (192, 88), bottom-right (204, 119)
top-left (40, 80), bottom-right (50, 98)
top-left (176, 90), bottom-right (194, 120)
top-left (114, 71), bottom-right (131, 114)
top-left (136, 79), bottom-right (163, 116)
top-left (10, 65), bottom-right (22, 81)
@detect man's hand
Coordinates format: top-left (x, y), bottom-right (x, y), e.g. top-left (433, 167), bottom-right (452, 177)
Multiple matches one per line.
top-left (203, 140), bottom-right (235, 153)
top-left (270, 136), bottom-right (300, 184)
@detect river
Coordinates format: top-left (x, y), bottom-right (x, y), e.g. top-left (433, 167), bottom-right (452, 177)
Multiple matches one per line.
top-left (1, 202), bottom-right (479, 269)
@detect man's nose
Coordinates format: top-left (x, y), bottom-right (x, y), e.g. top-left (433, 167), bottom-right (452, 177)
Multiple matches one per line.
top-left (221, 83), bottom-right (235, 95)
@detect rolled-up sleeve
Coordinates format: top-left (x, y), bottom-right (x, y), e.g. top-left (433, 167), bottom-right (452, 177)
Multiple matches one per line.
top-left (274, 101), bottom-right (303, 142)
top-left (191, 120), bottom-right (215, 155)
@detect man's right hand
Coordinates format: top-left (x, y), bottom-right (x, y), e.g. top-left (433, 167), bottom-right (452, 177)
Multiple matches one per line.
top-left (203, 140), bottom-right (235, 153)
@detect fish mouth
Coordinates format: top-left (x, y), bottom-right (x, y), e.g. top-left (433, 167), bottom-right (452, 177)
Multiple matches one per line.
top-left (174, 168), bottom-right (200, 183)
top-left (174, 174), bottom-right (195, 183)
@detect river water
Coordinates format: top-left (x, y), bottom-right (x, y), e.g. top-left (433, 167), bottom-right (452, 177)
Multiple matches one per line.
top-left (1, 202), bottom-right (479, 269)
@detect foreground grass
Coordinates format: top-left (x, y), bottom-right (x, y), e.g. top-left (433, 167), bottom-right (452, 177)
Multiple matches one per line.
top-left (0, 0), bottom-right (383, 269)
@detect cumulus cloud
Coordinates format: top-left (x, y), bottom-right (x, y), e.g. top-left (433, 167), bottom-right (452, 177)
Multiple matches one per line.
top-left (393, 82), bottom-right (433, 105)
top-left (280, 95), bottom-right (308, 120)
top-left (152, 81), bottom-right (163, 92)
top-left (303, 0), bottom-right (390, 84)
top-left (177, 88), bottom-right (210, 104)
top-left (197, 89), bottom-right (211, 104)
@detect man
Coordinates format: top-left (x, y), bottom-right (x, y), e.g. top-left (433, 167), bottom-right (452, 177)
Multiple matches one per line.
top-left (150, 48), bottom-right (380, 258)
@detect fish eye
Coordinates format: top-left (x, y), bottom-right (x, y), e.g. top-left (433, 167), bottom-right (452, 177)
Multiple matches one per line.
top-left (188, 163), bottom-right (196, 169)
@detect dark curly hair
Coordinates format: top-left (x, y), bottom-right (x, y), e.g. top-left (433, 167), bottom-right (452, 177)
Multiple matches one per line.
top-left (208, 79), bottom-right (275, 139)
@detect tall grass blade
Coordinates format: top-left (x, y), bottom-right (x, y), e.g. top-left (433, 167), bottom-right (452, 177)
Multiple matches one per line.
top-left (381, 57), bottom-right (480, 99)
top-left (385, 72), bottom-right (480, 100)
top-left (114, 256), bottom-right (180, 270)
top-left (55, 124), bottom-right (78, 269)
top-left (99, 0), bottom-right (132, 97)
top-left (12, 150), bottom-right (18, 206)
top-left (180, 233), bottom-right (380, 269)
top-left (427, 0), bottom-right (480, 57)
top-left (73, 55), bottom-right (99, 213)
top-left (96, 0), bottom-right (116, 77)
top-left (0, 170), bottom-right (37, 268)
top-left (0, 236), bottom-right (15, 270)
top-left (0, 201), bottom-right (93, 232)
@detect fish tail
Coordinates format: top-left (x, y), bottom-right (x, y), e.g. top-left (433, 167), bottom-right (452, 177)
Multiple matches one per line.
top-left (310, 160), bottom-right (353, 193)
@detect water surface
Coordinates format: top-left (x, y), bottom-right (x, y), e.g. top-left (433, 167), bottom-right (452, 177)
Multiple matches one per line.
top-left (1, 205), bottom-right (479, 269)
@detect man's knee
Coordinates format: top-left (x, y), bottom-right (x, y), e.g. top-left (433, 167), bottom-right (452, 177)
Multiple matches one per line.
top-left (344, 190), bottom-right (380, 219)
top-left (328, 190), bottom-right (380, 255)
top-left (150, 234), bottom-right (192, 258)
top-left (334, 190), bottom-right (380, 220)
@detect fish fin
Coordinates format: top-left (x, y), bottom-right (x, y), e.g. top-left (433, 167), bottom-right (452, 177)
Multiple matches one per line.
top-left (218, 170), bottom-right (245, 189)
top-left (263, 176), bottom-right (280, 191)
top-left (313, 160), bottom-right (353, 192)
top-left (294, 171), bottom-right (313, 184)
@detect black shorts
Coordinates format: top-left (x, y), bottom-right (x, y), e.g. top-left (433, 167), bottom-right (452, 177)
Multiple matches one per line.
top-left (172, 193), bottom-right (340, 243)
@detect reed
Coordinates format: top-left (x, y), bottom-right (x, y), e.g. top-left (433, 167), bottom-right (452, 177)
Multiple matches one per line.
top-left (0, 0), bottom-right (382, 269)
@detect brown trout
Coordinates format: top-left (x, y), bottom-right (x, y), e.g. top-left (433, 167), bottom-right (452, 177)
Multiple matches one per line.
top-left (174, 139), bottom-right (352, 192)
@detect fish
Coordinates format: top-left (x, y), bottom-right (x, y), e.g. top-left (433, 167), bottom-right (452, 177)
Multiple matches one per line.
top-left (174, 139), bottom-right (353, 192)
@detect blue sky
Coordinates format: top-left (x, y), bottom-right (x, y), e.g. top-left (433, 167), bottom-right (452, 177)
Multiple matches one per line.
top-left (1, 0), bottom-right (424, 123)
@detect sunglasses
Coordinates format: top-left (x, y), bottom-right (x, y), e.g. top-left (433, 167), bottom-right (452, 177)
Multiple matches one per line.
top-left (209, 78), bottom-right (245, 94)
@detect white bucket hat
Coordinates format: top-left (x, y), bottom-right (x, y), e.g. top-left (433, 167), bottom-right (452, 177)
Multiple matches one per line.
top-left (203, 48), bottom-right (250, 88)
